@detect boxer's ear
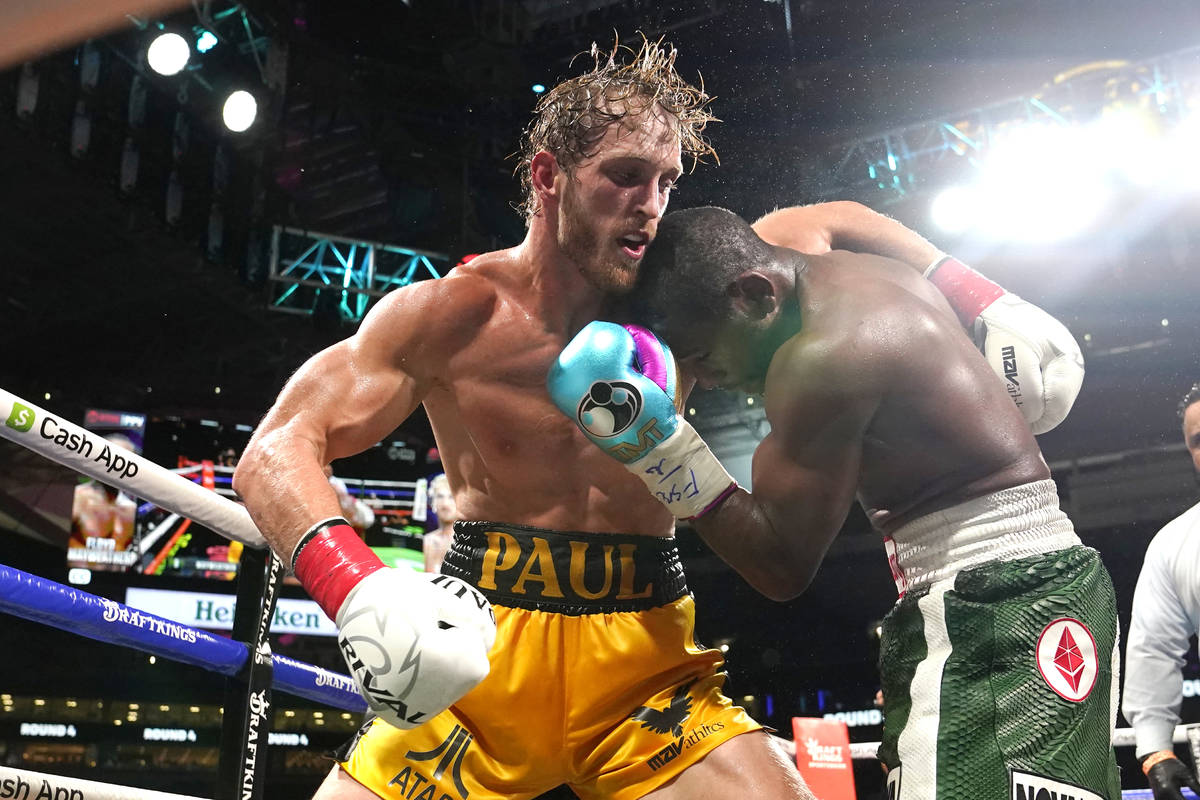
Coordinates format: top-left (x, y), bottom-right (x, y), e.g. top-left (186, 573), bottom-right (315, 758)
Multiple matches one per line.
top-left (728, 272), bottom-right (778, 321)
top-left (530, 151), bottom-right (560, 210)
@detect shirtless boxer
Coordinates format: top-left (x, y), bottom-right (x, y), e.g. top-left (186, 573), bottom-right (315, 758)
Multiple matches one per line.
top-left (550, 206), bottom-right (1118, 799)
top-left (235, 40), bottom-right (815, 800)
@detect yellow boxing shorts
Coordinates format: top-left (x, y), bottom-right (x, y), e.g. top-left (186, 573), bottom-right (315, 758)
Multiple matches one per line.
top-left (335, 521), bottom-right (762, 800)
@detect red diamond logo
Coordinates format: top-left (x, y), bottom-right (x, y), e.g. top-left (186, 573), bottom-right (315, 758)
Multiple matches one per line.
top-left (1037, 618), bottom-right (1098, 702)
top-left (1054, 627), bottom-right (1085, 691)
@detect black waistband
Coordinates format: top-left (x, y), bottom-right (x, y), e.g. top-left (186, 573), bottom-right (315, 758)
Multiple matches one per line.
top-left (440, 521), bottom-right (688, 615)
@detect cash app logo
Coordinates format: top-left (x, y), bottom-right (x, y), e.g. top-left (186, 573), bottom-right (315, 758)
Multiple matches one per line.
top-left (5, 402), bottom-right (35, 433)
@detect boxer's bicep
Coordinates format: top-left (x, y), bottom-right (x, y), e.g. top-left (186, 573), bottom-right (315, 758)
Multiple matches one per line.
top-left (688, 400), bottom-right (868, 600)
top-left (259, 290), bottom-right (437, 463)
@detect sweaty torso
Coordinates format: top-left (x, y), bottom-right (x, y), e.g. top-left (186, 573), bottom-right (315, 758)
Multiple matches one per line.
top-left (785, 252), bottom-right (1049, 532)
top-left (416, 252), bottom-right (675, 537)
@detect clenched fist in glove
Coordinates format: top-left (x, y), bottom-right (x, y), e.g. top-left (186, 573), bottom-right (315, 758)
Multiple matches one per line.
top-left (547, 321), bottom-right (737, 520)
top-left (292, 518), bottom-right (496, 729)
top-left (926, 256), bottom-right (1085, 434)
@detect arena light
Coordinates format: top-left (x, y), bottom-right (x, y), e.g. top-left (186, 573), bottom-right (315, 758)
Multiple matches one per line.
top-left (196, 30), bottom-right (219, 53)
top-left (930, 185), bottom-right (979, 234)
top-left (147, 32), bottom-right (190, 76)
top-left (1158, 112), bottom-right (1200, 192)
top-left (1087, 108), bottom-right (1167, 187)
top-left (971, 123), bottom-right (1111, 242)
top-left (974, 172), bottom-right (1110, 243)
top-left (221, 90), bottom-right (257, 133)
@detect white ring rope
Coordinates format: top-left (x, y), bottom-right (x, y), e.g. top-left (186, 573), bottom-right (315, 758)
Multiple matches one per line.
top-left (0, 765), bottom-right (208, 800)
top-left (0, 389), bottom-right (266, 549)
top-left (774, 724), bottom-right (1191, 761)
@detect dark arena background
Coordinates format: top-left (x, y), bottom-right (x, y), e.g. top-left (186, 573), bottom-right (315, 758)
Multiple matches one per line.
top-left (1, 1), bottom-right (1199, 798)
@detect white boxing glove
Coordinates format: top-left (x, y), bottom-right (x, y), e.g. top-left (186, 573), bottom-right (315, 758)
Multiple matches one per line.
top-left (292, 517), bottom-right (495, 729)
top-left (336, 569), bottom-right (495, 729)
top-left (925, 256), bottom-right (1085, 435)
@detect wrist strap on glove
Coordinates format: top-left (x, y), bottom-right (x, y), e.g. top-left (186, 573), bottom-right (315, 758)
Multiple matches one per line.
top-left (1141, 751), bottom-right (1178, 776)
top-left (924, 255), bottom-right (1006, 329)
top-left (629, 419), bottom-right (738, 520)
top-left (292, 517), bottom-right (385, 619)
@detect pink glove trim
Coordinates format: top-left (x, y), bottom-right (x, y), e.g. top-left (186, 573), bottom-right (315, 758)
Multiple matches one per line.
top-left (927, 257), bottom-right (1005, 328)
top-left (293, 521), bottom-right (385, 619)
top-left (622, 324), bottom-right (671, 394)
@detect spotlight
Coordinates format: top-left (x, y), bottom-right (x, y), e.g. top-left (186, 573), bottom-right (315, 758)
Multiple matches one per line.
top-left (147, 32), bottom-right (190, 76)
top-left (196, 30), bottom-right (219, 54)
top-left (930, 185), bottom-right (977, 234)
top-left (972, 123), bottom-right (1110, 242)
top-left (1089, 108), bottom-right (1165, 187)
top-left (222, 90), bottom-right (257, 133)
top-left (532, 83), bottom-right (546, 94)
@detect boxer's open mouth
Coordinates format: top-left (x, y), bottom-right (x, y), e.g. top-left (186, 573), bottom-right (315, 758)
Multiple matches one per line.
top-left (618, 234), bottom-right (647, 259)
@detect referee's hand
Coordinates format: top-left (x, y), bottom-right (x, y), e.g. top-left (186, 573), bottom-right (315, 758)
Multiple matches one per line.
top-left (1141, 752), bottom-right (1200, 800)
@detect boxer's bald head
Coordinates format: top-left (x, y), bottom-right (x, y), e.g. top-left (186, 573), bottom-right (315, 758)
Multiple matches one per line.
top-left (634, 206), bottom-right (795, 392)
top-left (635, 206), bottom-right (776, 327)
top-left (1180, 383), bottom-right (1200, 477)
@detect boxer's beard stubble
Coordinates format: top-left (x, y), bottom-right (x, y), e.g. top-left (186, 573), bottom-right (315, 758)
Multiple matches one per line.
top-left (559, 182), bottom-right (636, 294)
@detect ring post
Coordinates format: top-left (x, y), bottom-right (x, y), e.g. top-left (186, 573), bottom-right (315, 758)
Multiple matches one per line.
top-left (216, 546), bottom-right (284, 800)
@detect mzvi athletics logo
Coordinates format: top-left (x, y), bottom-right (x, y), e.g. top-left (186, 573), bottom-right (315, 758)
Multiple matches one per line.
top-left (1000, 345), bottom-right (1024, 407)
top-left (1035, 617), bottom-right (1098, 702)
top-left (635, 682), bottom-right (726, 773)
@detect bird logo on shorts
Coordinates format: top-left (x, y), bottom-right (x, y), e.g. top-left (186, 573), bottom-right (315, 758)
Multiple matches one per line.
top-left (577, 380), bottom-right (642, 438)
top-left (630, 681), bottom-right (694, 738)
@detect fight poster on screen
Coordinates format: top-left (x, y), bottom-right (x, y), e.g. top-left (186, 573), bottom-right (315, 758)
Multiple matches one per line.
top-left (67, 409), bottom-right (145, 573)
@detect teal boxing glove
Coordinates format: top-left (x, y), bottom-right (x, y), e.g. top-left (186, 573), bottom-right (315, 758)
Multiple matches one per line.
top-left (548, 321), bottom-right (738, 519)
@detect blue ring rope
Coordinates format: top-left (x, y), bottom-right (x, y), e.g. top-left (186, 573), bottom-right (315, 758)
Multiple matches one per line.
top-left (0, 564), bottom-right (367, 713)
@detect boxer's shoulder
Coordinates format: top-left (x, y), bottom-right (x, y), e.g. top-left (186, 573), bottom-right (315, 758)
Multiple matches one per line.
top-left (367, 266), bottom-right (500, 338)
top-left (765, 287), bottom-right (933, 411)
top-left (764, 327), bottom-right (880, 412)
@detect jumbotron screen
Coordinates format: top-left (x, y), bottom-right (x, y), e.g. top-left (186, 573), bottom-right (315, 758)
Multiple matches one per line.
top-left (66, 414), bottom-right (427, 581)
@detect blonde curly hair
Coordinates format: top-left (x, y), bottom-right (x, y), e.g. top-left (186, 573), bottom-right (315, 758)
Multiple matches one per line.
top-left (516, 34), bottom-right (718, 220)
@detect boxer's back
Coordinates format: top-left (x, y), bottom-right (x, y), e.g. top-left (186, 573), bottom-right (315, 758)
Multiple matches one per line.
top-left (417, 250), bottom-right (676, 537)
top-left (793, 252), bottom-right (1049, 532)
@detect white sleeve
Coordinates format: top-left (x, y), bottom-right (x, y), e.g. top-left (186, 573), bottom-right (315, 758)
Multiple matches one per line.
top-left (1122, 509), bottom-right (1200, 756)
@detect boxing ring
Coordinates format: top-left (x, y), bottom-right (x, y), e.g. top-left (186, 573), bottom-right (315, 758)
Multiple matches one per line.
top-left (0, 388), bottom-right (365, 799)
top-left (2, 386), bottom-right (1196, 799)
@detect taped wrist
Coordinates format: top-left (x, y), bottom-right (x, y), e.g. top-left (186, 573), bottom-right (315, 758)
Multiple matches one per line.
top-left (629, 418), bottom-right (738, 520)
top-left (924, 256), bottom-right (1006, 328)
top-left (292, 517), bottom-right (385, 619)
top-left (1140, 750), bottom-right (1178, 776)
